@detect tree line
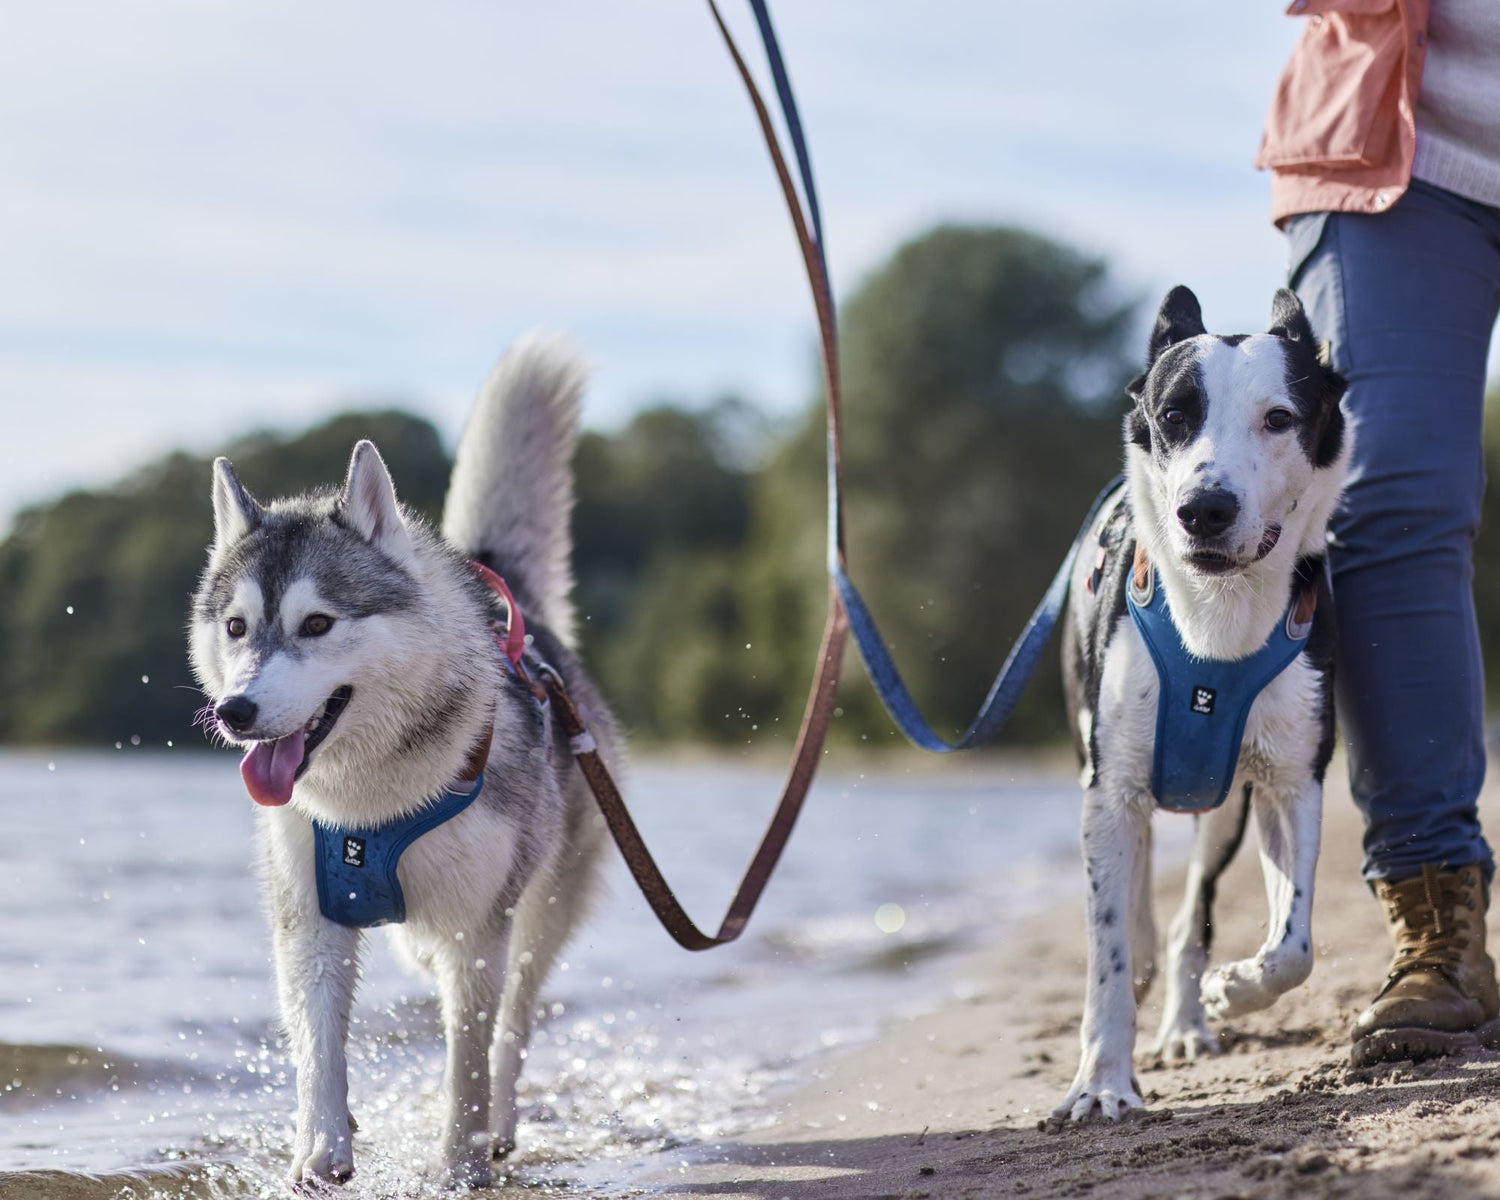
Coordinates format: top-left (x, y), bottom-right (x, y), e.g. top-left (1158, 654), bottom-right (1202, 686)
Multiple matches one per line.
top-left (5, 223), bottom-right (1495, 751)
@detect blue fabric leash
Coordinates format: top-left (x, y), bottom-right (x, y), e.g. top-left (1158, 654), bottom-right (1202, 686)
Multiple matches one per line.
top-left (832, 481), bottom-right (1124, 752)
top-left (1127, 574), bottom-right (1310, 812)
top-left (313, 772), bottom-right (485, 928)
top-left (740, 0), bottom-right (1126, 752)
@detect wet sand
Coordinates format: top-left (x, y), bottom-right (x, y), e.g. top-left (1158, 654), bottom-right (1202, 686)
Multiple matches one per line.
top-left (643, 768), bottom-right (1500, 1200)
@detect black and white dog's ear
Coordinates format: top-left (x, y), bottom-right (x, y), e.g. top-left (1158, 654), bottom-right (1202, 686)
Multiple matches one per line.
top-left (1313, 339), bottom-right (1349, 468)
top-left (340, 440), bottom-right (410, 555)
top-left (1272, 291), bottom-right (1348, 467)
top-left (211, 457), bottom-right (262, 548)
top-left (1128, 285), bottom-right (1205, 405)
top-left (1145, 285), bottom-right (1207, 368)
top-left (1268, 287), bottom-right (1316, 345)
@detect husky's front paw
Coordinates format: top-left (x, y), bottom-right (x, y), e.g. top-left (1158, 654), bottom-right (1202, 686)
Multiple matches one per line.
top-left (491, 1101), bottom-right (517, 1161)
top-left (1051, 1064), bottom-right (1144, 1123)
top-left (440, 1141), bottom-right (494, 1191)
top-left (289, 1111), bottom-right (355, 1186)
top-left (1152, 1010), bottom-right (1221, 1062)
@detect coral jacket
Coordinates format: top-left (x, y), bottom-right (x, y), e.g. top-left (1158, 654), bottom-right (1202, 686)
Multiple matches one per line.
top-left (1257, 0), bottom-right (1431, 225)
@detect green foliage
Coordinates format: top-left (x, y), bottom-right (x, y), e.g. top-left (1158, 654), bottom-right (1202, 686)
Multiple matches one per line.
top-left (572, 399), bottom-right (763, 740)
top-left (741, 224), bottom-right (1137, 745)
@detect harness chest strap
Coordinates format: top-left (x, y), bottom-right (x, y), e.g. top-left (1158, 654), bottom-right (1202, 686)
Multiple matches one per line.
top-left (314, 771), bottom-right (486, 928)
top-left (1125, 545), bottom-right (1319, 814)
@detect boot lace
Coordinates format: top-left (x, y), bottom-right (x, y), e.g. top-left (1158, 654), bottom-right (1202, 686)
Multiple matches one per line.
top-left (1383, 863), bottom-right (1476, 984)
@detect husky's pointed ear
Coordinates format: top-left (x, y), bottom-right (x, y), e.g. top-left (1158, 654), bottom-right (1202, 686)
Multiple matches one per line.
top-left (211, 457), bottom-right (261, 548)
top-left (1268, 288), bottom-right (1315, 345)
top-left (1145, 285), bottom-right (1206, 367)
top-left (340, 440), bottom-right (409, 554)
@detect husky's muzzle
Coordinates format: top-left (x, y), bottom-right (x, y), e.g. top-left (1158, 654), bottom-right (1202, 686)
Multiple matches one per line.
top-left (222, 685), bottom-right (354, 807)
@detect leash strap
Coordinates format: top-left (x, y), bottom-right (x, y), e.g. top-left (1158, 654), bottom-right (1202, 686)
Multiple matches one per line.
top-left (727, 0), bottom-right (1116, 752)
top-left (510, 1), bottom-right (851, 951)
top-left (833, 482), bottom-right (1121, 751)
top-left (520, 1), bottom-right (1109, 948)
top-left (540, 612), bottom-right (844, 950)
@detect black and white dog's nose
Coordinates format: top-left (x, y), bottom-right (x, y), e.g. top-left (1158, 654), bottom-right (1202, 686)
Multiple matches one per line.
top-left (215, 695), bottom-right (258, 734)
top-left (1177, 489), bottom-right (1239, 538)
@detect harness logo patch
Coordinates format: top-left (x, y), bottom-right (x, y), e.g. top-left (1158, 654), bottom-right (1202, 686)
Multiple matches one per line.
top-left (343, 836), bottom-right (366, 868)
top-left (1191, 686), bottom-right (1216, 716)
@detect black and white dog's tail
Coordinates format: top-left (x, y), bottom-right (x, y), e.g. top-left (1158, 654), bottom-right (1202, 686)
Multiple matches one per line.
top-left (442, 334), bottom-right (586, 647)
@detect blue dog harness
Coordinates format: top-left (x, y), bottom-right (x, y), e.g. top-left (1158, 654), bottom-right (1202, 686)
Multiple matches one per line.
top-left (1126, 551), bottom-right (1315, 813)
top-left (313, 772), bottom-right (486, 927)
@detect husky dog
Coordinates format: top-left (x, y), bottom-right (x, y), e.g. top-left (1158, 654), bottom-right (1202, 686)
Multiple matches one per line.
top-left (1056, 286), bottom-right (1349, 1122)
top-left (188, 338), bottom-right (616, 1186)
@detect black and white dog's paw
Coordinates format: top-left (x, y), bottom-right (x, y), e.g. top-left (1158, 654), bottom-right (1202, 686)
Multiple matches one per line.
top-left (1152, 1011), bottom-right (1221, 1062)
top-left (1202, 960), bottom-right (1281, 1020)
top-left (1203, 944), bottom-right (1315, 1021)
top-left (1052, 1063), bottom-right (1144, 1123)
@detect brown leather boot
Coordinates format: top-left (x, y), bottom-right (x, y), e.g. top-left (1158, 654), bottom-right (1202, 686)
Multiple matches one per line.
top-left (1351, 863), bottom-right (1500, 1067)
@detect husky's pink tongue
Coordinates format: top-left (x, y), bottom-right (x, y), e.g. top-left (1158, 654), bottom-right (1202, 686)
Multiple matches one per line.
top-left (240, 729), bottom-right (307, 807)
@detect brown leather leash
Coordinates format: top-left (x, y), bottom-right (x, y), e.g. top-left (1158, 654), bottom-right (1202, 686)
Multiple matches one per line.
top-left (518, 1), bottom-right (851, 951)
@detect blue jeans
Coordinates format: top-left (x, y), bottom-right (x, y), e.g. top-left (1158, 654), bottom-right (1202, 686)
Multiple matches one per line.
top-left (1287, 179), bottom-right (1500, 884)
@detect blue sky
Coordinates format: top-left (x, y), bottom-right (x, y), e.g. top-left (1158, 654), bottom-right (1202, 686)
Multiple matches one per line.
top-left (1, 3), bottom-right (1337, 527)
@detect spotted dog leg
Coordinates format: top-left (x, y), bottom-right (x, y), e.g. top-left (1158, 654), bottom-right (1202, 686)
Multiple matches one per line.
top-left (1055, 787), bottom-right (1151, 1122)
top-left (1202, 781), bottom-right (1320, 1019)
top-left (1153, 785), bottom-right (1252, 1060)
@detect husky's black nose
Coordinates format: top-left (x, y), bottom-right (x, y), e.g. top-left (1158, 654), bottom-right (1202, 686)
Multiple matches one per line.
top-left (1177, 489), bottom-right (1239, 538)
top-left (215, 695), bottom-right (258, 734)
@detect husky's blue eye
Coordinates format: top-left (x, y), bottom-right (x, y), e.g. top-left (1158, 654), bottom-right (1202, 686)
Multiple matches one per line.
top-left (301, 614), bottom-right (334, 637)
top-left (226, 617), bottom-right (247, 638)
top-left (1266, 408), bottom-right (1294, 431)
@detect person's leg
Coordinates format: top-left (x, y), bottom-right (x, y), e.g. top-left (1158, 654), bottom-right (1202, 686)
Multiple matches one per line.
top-left (1289, 180), bottom-right (1500, 884)
top-left (1288, 180), bottom-right (1500, 1063)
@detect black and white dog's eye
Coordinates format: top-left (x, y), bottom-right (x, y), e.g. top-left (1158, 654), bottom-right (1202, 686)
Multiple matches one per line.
top-left (1164, 409), bottom-right (1187, 426)
top-left (300, 613), bottom-right (335, 637)
top-left (226, 617), bottom-right (247, 638)
top-left (1265, 408), bottom-right (1295, 431)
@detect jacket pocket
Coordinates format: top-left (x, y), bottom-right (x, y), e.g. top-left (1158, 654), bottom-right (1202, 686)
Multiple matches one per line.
top-left (1256, 0), bottom-right (1406, 171)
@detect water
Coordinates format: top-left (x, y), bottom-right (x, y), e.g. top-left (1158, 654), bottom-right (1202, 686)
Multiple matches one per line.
top-left (0, 748), bottom-right (1110, 1198)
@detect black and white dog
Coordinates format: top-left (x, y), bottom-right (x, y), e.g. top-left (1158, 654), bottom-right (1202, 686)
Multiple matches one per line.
top-left (1055, 286), bottom-right (1349, 1122)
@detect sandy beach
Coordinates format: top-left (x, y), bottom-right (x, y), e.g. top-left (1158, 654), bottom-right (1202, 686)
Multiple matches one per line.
top-left (641, 766), bottom-right (1500, 1200)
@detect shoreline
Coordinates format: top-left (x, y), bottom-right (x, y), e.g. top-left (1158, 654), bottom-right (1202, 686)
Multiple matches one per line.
top-left (638, 769), bottom-right (1500, 1199)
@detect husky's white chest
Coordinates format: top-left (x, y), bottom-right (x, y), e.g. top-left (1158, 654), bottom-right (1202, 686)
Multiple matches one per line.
top-left (261, 799), bottom-right (523, 935)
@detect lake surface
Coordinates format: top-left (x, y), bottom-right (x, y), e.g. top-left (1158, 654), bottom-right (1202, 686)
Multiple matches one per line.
top-left (0, 749), bottom-right (1125, 1198)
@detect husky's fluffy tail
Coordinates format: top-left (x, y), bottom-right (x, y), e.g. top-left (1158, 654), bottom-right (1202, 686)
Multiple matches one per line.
top-left (443, 334), bottom-right (586, 647)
